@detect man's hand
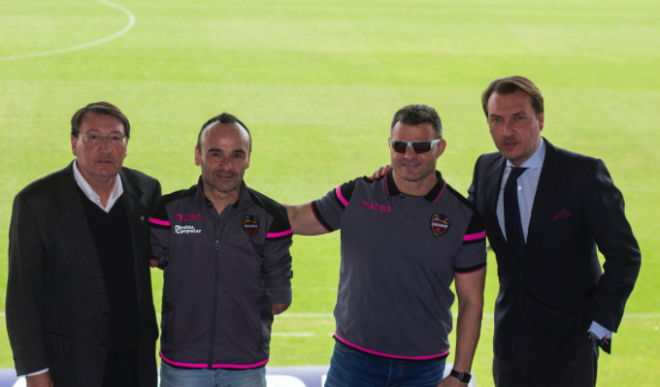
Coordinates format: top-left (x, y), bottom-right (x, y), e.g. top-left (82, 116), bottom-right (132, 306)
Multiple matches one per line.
top-left (271, 303), bottom-right (289, 315)
top-left (437, 375), bottom-right (465, 387)
top-left (369, 164), bottom-right (392, 180)
top-left (26, 371), bottom-right (53, 387)
top-left (438, 376), bottom-right (467, 387)
top-left (149, 259), bottom-right (159, 268)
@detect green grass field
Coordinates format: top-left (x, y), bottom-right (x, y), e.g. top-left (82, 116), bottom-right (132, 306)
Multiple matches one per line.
top-left (1, 0), bottom-right (659, 385)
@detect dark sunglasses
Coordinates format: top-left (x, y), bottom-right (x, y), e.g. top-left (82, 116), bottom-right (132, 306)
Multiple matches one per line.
top-left (390, 139), bottom-right (441, 154)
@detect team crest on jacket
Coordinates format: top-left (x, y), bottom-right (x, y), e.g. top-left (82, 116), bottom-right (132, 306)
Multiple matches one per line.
top-left (430, 213), bottom-right (450, 237)
top-left (243, 215), bottom-right (259, 238)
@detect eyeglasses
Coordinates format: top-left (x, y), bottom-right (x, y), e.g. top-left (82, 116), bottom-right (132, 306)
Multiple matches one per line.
top-left (390, 139), bottom-right (441, 154)
top-left (78, 133), bottom-right (127, 147)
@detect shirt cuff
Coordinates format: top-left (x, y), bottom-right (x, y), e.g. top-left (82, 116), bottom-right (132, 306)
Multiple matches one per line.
top-left (589, 321), bottom-right (612, 339)
top-left (25, 368), bottom-right (49, 377)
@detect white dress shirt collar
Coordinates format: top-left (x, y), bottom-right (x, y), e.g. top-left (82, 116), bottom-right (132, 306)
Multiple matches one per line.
top-left (73, 159), bottom-right (123, 213)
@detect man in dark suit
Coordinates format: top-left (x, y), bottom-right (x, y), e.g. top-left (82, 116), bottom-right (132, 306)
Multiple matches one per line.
top-left (468, 76), bottom-right (641, 386)
top-left (6, 102), bottom-right (160, 387)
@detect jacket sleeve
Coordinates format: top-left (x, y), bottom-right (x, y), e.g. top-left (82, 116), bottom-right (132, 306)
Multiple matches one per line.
top-left (149, 180), bottom-right (163, 212)
top-left (6, 195), bottom-right (50, 375)
top-left (467, 155), bottom-right (482, 205)
top-left (583, 159), bottom-right (641, 332)
top-left (262, 209), bottom-right (294, 306)
top-left (149, 196), bottom-right (171, 268)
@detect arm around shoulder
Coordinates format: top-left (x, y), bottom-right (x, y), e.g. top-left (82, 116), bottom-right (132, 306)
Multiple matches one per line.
top-left (283, 203), bottom-right (329, 236)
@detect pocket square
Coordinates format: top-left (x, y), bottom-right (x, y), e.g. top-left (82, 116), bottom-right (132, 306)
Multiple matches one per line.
top-left (553, 209), bottom-right (571, 221)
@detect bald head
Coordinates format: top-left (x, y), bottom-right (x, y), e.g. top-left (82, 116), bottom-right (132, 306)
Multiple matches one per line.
top-left (198, 122), bottom-right (250, 154)
top-left (196, 112), bottom-right (252, 152)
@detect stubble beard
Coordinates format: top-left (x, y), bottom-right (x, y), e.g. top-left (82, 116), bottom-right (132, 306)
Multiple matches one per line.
top-left (202, 167), bottom-right (242, 195)
top-left (501, 134), bottom-right (541, 166)
top-left (395, 160), bottom-right (435, 183)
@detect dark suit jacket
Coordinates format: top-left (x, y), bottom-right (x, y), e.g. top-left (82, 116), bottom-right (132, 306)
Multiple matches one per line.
top-left (6, 162), bottom-right (161, 386)
top-left (468, 138), bottom-right (641, 363)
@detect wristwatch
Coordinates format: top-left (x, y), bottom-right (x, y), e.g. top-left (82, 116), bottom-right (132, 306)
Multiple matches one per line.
top-left (449, 369), bottom-right (472, 383)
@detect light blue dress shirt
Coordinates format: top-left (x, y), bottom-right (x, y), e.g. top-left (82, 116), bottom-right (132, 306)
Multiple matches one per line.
top-left (497, 139), bottom-right (546, 243)
top-left (496, 139), bottom-right (611, 340)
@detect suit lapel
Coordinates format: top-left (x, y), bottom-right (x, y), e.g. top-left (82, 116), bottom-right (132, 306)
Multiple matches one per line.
top-left (485, 156), bottom-right (505, 229)
top-left (524, 139), bottom-right (564, 259)
top-left (58, 163), bottom-right (106, 290)
top-left (483, 156), bottom-right (522, 264)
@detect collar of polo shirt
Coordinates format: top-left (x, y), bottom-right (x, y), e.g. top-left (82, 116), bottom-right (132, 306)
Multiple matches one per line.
top-left (385, 169), bottom-right (447, 204)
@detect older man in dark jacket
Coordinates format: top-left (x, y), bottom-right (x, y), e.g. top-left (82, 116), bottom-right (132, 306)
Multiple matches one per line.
top-left (6, 102), bottom-right (160, 387)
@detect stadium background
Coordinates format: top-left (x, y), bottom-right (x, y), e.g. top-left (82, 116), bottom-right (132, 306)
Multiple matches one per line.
top-left (0, 0), bottom-right (658, 385)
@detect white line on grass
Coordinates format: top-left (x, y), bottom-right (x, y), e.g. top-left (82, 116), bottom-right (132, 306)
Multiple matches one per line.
top-left (621, 314), bottom-right (660, 318)
top-left (0, 0), bottom-right (135, 61)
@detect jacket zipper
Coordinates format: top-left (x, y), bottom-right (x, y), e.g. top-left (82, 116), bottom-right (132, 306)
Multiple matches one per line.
top-left (207, 221), bottom-right (220, 368)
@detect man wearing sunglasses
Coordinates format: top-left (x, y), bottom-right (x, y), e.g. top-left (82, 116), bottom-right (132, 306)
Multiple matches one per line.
top-left (285, 104), bottom-right (487, 387)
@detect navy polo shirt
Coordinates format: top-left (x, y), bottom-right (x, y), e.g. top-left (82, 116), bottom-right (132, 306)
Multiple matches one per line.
top-left (312, 170), bottom-right (487, 359)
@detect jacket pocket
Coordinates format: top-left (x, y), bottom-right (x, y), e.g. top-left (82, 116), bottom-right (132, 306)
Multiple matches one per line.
top-left (217, 293), bottom-right (266, 355)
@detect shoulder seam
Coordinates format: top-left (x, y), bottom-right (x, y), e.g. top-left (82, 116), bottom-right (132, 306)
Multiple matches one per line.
top-left (444, 184), bottom-right (477, 211)
top-left (160, 186), bottom-right (196, 204)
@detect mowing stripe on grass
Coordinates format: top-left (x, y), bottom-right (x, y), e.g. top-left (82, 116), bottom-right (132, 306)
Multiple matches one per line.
top-left (271, 332), bottom-right (315, 337)
top-left (276, 313), bottom-right (660, 319)
top-left (0, 0), bottom-right (135, 61)
top-left (5, 312), bottom-right (657, 319)
top-left (481, 313), bottom-right (660, 318)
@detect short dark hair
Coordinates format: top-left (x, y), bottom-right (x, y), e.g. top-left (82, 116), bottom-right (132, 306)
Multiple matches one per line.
top-left (197, 113), bottom-right (252, 151)
top-left (390, 104), bottom-right (443, 139)
top-left (481, 76), bottom-right (544, 117)
top-left (71, 102), bottom-right (130, 138)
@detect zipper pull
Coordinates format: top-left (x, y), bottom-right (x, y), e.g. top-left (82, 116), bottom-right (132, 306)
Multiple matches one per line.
top-left (215, 240), bottom-right (220, 250)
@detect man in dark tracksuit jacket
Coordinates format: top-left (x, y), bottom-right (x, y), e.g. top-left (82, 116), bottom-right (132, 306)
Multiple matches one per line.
top-left (149, 113), bottom-right (293, 387)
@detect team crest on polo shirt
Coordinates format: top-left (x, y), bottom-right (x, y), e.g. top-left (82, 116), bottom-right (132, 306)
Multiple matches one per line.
top-left (243, 215), bottom-right (259, 238)
top-left (430, 213), bottom-right (450, 237)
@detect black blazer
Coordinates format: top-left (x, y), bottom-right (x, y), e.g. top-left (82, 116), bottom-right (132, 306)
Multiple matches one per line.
top-left (468, 139), bottom-right (640, 363)
top-left (6, 162), bottom-right (161, 386)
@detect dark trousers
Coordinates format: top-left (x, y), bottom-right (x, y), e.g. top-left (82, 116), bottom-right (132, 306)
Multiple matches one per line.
top-left (102, 347), bottom-right (140, 387)
top-left (493, 329), bottom-right (599, 387)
